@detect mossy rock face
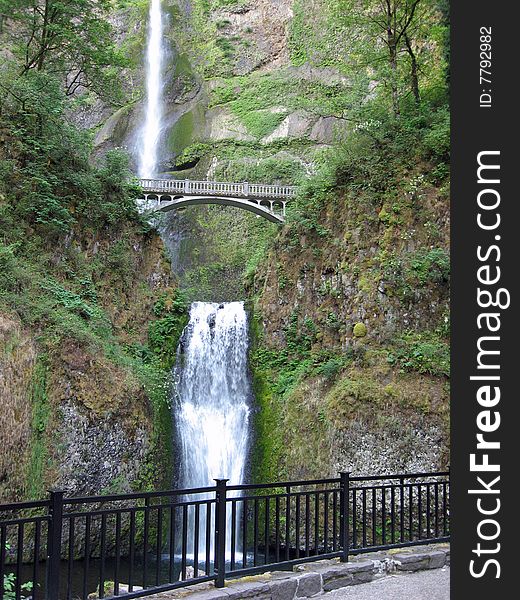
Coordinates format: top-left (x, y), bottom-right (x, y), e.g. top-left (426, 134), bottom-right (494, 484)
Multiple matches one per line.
top-left (353, 322), bottom-right (367, 338)
top-left (93, 104), bottom-right (137, 150)
top-left (168, 110), bottom-right (195, 156)
top-left (167, 106), bottom-right (206, 158)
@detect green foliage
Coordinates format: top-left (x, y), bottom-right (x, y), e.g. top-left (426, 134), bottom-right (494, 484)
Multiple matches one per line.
top-left (3, 568), bottom-right (33, 600)
top-left (388, 331), bottom-right (450, 377)
top-left (314, 355), bottom-right (348, 381)
top-left (27, 358), bottom-right (51, 499)
top-left (380, 247), bottom-right (450, 299)
top-left (285, 310), bottom-right (317, 357)
top-left (409, 248), bottom-right (450, 285)
top-left (287, 1), bottom-right (310, 67)
top-left (0, 0), bottom-right (126, 102)
top-left (214, 156), bottom-right (306, 185)
top-left (288, 0), bottom-right (448, 114)
top-left (0, 70), bottom-right (141, 236)
top-left (422, 106), bottom-right (450, 161)
top-left (148, 291), bottom-right (189, 369)
top-left (0, 49), bottom-right (180, 498)
top-left (287, 179), bottom-right (333, 237)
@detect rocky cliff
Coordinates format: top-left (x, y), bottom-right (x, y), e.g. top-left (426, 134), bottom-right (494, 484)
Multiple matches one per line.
top-left (249, 152), bottom-right (450, 481)
top-left (79, 0), bottom-right (349, 182)
top-left (69, 0), bottom-right (450, 482)
top-left (0, 0), bottom-right (450, 500)
top-left (0, 219), bottom-right (183, 501)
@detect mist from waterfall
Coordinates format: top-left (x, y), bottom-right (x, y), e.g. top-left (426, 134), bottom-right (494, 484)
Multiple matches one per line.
top-left (173, 302), bottom-right (252, 555)
top-left (137, 0), bottom-right (165, 178)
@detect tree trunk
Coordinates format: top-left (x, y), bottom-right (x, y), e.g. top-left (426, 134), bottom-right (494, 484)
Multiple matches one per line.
top-left (387, 29), bottom-right (400, 116)
top-left (405, 34), bottom-right (420, 104)
top-left (37, 0), bottom-right (51, 71)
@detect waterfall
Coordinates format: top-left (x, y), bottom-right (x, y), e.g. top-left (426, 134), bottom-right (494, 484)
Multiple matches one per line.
top-left (137, 0), bottom-right (165, 178)
top-left (173, 302), bottom-right (252, 557)
top-left (136, 0), bottom-right (254, 565)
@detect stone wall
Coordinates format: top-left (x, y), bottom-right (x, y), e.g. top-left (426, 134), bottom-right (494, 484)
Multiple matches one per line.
top-left (144, 544), bottom-right (450, 600)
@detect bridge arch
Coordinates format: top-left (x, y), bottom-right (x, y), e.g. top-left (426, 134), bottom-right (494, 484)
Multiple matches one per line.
top-left (149, 194), bottom-right (285, 224)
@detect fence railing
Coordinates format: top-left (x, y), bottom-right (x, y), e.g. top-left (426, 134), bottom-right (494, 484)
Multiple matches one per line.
top-left (0, 472), bottom-right (449, 600)
top-left (138, 179), bottom-right (298, 199)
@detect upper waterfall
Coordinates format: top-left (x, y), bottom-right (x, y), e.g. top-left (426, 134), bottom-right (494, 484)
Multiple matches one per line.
top-left (137, 0), bottom-right (165, 178)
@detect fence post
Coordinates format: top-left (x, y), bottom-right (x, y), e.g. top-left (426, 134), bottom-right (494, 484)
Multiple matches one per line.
top-left (214, 479), bottom-right (229, 588)
top-left (46, 489), bottom-right (64, 600)
top-left (243, 181), bottom-right (249, 196)
top-left (339, 472), bottom-right (350, 563)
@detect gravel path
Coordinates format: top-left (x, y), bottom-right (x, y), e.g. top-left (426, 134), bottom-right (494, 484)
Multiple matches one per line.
top-left (323, 566), bottom-right (450, 599)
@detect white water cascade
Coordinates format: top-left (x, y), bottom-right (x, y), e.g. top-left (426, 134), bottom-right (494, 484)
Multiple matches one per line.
top-left (137, 0), bottom-right (165, 178)
top-left (136, 0), bottom-right (254, 564)
top-left (173, 302), bottom-right (252, 556)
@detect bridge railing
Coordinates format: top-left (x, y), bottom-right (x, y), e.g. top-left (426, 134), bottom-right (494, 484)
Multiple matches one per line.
top-left (138, 179), bottom-right (298, 200)
top-left (0, 472), bottom-right (449, 600)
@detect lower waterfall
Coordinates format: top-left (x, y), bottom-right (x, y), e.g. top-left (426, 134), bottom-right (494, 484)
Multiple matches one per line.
top-left (173, 301), bottom-right (252, 558)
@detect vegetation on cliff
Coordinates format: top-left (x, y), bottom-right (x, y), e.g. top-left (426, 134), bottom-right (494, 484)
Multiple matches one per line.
top-left (246, 0), bottom-right (450, 482)
top-left (0, 0), bottom-right (451, 499)
top-left (0, 2), bottom-right (187, 501)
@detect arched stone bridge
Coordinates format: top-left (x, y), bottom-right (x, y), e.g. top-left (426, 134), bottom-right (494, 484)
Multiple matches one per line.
top-left (138, 178), bottom-right (298, 223)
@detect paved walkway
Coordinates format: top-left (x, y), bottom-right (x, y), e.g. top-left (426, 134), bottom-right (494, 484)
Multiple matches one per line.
top-left (323, 566), bottom-right (450, 599)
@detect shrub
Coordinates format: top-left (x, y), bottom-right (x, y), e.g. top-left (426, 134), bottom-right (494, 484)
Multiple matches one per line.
top-left (148, 291), bottom-right (189, 368)
top-left (387, 331), bottom-right (450, 377)
top-left (410, 248), bottom-right (450, 285)
top-left (422, 107), bottom-right (450, 161)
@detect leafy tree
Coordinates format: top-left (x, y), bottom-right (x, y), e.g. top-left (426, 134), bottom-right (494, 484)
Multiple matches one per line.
top-left (0, 0), bottom-right (126, 101)
top-left (356, 0), bottom-right (446, 113)
top-left (313, 0), bottom-right (447, 117)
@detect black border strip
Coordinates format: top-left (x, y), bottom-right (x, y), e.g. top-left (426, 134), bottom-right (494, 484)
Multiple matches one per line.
top-left (451, 1), bottom-right (515, 597)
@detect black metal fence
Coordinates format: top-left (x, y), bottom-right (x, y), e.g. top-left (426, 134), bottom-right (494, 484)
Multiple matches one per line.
top-left (1, 471), bottom-right (449, 600)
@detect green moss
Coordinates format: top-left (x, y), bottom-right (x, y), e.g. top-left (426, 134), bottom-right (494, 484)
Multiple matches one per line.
top-left (357, 275), bottom-right (373, 293)
top-left (174, 53), bottom-right (194, 79)
top-left (248, 313), bottom-right (286, 483)
top-left (353, 323), bottom-right (367, 337)
top-left (174, 143), bottom-right (211, 169)
top-left (26, 357), bottom-right (51, 499)
top-left (168, 111), bottom-right (196, 156)
top-left (240, 111), bottom-right (286, 139)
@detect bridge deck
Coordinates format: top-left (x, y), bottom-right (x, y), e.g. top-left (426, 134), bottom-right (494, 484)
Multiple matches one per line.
top-left (138, 178), bottom-right (298, 200)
